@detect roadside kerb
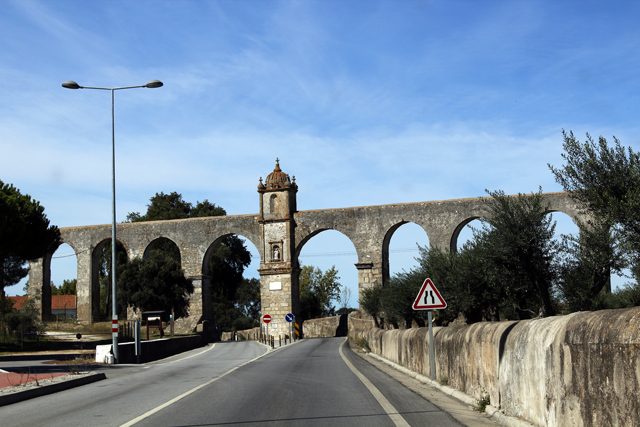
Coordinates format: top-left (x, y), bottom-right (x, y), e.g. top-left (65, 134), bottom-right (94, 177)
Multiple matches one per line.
top-left (0, 372), bottom-right (106, 407)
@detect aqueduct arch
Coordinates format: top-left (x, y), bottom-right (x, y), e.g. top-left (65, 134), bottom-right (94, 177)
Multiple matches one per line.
top-left (29, 161), bottom-right (582, 336)
top-left (381, 221), bottom-right (429, 284)
top-left (143, 237), bottom-right (181, 261)
top-left (90, 238), bottom-right (128, 322)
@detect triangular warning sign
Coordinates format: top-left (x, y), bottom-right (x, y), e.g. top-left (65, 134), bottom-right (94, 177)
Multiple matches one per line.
top-left (413, 278), bottom-right (447, 310)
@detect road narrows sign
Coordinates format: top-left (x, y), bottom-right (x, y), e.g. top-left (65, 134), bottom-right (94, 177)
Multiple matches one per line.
top-left (263, 314), bottom-right (272, 324)
top-left (412, 278), bottom-right (447, 310)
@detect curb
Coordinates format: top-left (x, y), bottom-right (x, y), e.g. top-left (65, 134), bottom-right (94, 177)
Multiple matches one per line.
top-left (364, 352), bottom-right (534, 427)
top-left (0, 372), bottom-right (107, 407)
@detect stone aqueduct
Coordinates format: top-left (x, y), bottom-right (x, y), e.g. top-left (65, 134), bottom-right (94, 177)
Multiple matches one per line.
top-left (28, 161), bottom-right (582, 336)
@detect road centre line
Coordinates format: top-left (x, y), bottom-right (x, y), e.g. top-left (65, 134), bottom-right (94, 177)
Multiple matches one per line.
top-left (152, 343), bottom-right (217, 365)
top-left (119, 344), bottom-right (269, 427)
top-left (339, 339), bottom-right (411, 427)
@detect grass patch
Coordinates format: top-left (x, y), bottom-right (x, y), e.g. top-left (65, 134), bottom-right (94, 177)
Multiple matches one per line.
top-left (350, 335), bottom-right (371, 353)
top-left (43, 354), bottom-right (98, 373)
top-left (68, 354), bottom-right (96, 374)
top-left (1, 321), bottom-right (192, 355)
top-left (45, 321), bottom-right (112, 334)
top-left (0, 336), bottom-right (110, 355)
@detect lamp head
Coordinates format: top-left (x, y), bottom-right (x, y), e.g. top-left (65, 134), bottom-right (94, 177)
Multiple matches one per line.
top-left (146, 80), bottom-right (163, 88)
top-left (62, 81), bottom-right (81, 89)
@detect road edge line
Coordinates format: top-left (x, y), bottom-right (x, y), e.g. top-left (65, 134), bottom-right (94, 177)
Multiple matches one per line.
top-left (339, 339), bottom-right (410, 427)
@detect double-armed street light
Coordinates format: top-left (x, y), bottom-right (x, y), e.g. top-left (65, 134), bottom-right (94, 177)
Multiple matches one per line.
top-left (62, 79), bottom-right (163, 363)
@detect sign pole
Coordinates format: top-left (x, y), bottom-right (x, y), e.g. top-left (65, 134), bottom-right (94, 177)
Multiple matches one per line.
top-left (413, 278), bottom-right (446, 382)
top-left (263, 314), bottom-right (272, 344)
top-left (428, 310), bottom-right (435, 381)
top-left (284, 313), bottom-right (294, 342)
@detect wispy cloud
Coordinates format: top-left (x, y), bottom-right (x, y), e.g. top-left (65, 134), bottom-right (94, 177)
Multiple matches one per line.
top-left (2, 0), bottom-right (639, 296)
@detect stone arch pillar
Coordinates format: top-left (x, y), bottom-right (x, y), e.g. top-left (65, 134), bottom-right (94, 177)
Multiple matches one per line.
top-left (172, 273), bottom-right (208, 334)
top-left (75, 247), bottom-right (94, 324)
top-left (27, 255), bottom-right (52, 320)
top-left (355, 262), bottom-right (376, 303)
top-left (173, 245), bottom-right (211, 334)
top-left (353, 246), bottom-right (384, 304)
top-left (428, 233), bottom-right (452, 253)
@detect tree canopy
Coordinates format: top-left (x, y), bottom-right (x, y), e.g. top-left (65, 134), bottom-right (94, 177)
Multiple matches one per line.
top-left (299, 265), bottom-right (342, 319)
top-left (480, 189), bottom-right (558, 317)
top-left (235, 277), bottom-right (261, 320)
top-left (555, 217), bottom-right (626, 312)
top-left (118, 252), bottom-right (194, 318)
top-left (549, 131), bottom-right (640, 238)
top-left (0, 181), bottom-right (60, 293)
top-left (208, 236), bottom-right (252, 329)
top-left (363, 189), bottom-right (561, 326)
top-left (127, 192), bottom-right (225, 222)
top-left (550, 131), bottom-right (640, 277)
top-left (51, 279), bottom-right (77, 296)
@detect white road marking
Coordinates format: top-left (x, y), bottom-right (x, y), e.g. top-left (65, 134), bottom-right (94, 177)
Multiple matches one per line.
top-left (152, 343), bottom-right (216, 365)
top-left (339, 339), bottom-right (411, 427)
top-left (119, 344), bottom-right (268, 427)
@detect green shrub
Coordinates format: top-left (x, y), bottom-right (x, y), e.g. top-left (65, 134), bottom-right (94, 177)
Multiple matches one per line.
top-left (350, 335), bottom-right (371, 353)
top-left (232, 316), bottom-right (256, 331)
top-left (475, 387), bottom-right (490, 412)
top-left (3, 297), bottom-right (45, 338)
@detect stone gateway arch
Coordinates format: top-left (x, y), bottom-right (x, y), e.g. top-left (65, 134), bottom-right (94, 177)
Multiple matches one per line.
top-left (28, 160), bottom-right (582, 336)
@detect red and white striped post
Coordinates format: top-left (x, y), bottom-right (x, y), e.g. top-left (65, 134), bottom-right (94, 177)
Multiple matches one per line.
top-left (112, 316), bottom-right (118, 362)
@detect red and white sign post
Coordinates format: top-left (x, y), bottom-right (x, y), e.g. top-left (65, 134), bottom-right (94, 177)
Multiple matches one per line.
top-left (413, 278), bottom-right (447, 381)
top-left (263, 314), bottom-right (272, 342)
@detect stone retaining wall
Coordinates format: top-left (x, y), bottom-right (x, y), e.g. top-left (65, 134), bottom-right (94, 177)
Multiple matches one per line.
top-left (221, 327), bottom-right (261, 341)
top-left (349, 307), bottom-right (640, 427)
top-left (302, 314), bottom-right (348, 338)
top-left (222, 314), bottom-right (351, 340)
top-left (348, 310), bottom-right (377, 333)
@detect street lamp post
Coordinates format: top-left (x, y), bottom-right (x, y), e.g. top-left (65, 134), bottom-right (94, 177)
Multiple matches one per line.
top-left (62, 79), bottom-right (163, 363)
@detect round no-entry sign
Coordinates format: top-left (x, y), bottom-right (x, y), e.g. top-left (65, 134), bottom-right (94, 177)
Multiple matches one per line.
top-left (263, 314), bottom-right (272, 324)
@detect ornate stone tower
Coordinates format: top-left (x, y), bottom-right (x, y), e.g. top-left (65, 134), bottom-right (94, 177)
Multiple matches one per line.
top-left (257, 159), bottom-right (299, 336)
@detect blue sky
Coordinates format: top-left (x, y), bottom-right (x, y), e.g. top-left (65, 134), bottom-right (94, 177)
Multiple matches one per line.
top-left (2, 0), bottom-right (639, 302)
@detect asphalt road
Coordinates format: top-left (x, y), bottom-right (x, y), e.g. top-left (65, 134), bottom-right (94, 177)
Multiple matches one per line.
top-left (0, 338), bottom-right (490, 427)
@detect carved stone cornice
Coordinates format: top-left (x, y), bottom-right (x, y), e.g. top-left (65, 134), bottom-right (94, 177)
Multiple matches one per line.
top-left (355, 262), bottom-right (374, 270)
top-left (258, 267), bottom-right (294, 275)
